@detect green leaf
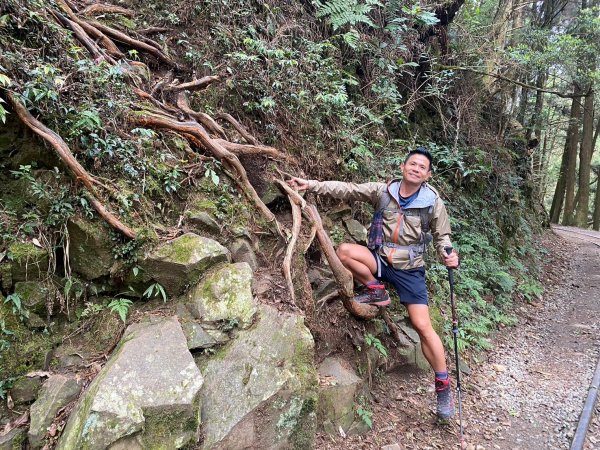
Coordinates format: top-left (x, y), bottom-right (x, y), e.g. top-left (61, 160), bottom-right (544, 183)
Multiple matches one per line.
top-left (0, 74), bottom-right (11, 87)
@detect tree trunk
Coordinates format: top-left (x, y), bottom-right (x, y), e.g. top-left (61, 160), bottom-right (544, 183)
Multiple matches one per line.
top-left (561, 87), bottom-right (583, 225)
top-left (593, 172), bottom-right (600, 230)
top-left (549, 139), bottom-right (569, 223)
top-left (574, 89), bottom-right (595, 227)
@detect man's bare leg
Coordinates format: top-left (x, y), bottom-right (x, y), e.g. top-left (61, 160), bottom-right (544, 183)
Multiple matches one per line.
top-left (336, 243), bottom-right (378, 285)
top-left (406, 304), bottom-right (447, 372)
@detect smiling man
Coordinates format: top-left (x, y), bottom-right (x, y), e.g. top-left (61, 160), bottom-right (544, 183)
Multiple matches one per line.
top-left (288, 147), bottom-right (459, 419)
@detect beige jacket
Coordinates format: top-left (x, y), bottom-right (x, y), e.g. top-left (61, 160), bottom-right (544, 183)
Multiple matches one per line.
top-left (307, 179), bottom-right (453, 270)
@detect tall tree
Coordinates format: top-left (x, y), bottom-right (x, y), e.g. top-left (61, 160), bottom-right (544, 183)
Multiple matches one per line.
top-left (561, 86), bottom-right (583, 225)
top-left (574, 89), bottom-right (595, 226)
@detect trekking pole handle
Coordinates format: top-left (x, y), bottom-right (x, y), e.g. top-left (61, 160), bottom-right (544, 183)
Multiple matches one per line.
top-left (444, 246), bottom-right (454, 279)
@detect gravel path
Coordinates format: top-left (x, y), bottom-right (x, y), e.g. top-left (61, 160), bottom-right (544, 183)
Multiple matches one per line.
top-left (466, 226), bottom-right (600, 449)
top-left (316, 228), bottom-right (600, 450)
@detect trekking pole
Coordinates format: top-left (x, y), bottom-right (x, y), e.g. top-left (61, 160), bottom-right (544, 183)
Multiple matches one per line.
top-left (445, 247), bottom-right (466, 449)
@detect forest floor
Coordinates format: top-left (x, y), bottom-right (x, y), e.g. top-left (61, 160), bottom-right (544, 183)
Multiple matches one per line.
top-left (315, 227), bottom-right (600, 450)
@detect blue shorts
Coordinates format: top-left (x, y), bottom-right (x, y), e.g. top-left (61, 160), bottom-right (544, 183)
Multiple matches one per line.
top-left (370, 250), bottom-right (428, 305)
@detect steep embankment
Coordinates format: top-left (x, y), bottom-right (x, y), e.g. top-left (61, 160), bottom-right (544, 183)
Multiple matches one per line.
top-left (0, 1), bottom-right (550, 449)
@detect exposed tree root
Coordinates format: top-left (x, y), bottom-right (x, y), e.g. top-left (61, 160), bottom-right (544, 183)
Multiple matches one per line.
top-left (6, 92), bottom-right (136, 239)
top-left (85, 18), bottom-right (176, 67)
top-left (137, 27), bottom-right (172, 35)
top-left (168, 76), bottom-right (220, 93)
top-left (303, 203), bottom-right (379, 320)
top-left (381, 310), bottom-right (412, 347)
top-left (274, 179), bottom-right (307, 305)
top-left (130, 112), bottom-right (282, 236)
top-left (134, 88), bottom-right (180, 116)
top-left (50, 10), bottom-right (112, 62)
top-left (216, 113), bottom-right (259, 145)
top-left (56, 0), bottom-right (124, 59)
top-left (215, 139), bottom-right (293, 162)
top-left (175, 93), bottom-right (227, 138)
top-left (80, 4), bottom-right (135, 17)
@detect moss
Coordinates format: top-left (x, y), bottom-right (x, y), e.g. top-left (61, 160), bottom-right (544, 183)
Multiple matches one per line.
top-left (289, 395), bottom-right (318, 450)
top-left (155, 234), bottom-right (197, 263)
top-left (8, 242), bottom-right (47, 264)
top-left (0, 302), bottom-right (55, 379)
top-left (141, 406), bottom-right (198, 449)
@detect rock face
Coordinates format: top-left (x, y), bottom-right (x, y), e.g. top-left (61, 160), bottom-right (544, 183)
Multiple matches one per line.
top-left (14, 281), bottom-right (52, 316)
top-left (8, 242), bottom-right (49, 283)
top-left (28, 375), bottom-right (81, 448)
top-left (199, 305), bottom-right (318, 450)
top-left (317, 357), bottom-right (362, 434)
top-left (395, 320), bottom-right (429, 371)
top-left (56, 317), bottom-right (203, 450)
top-left (185, 263), bottom-right (256, 329)
top-left (344, 218), bottom-right (367, 244)
top-left (67, 218), bottom-right (114, 280)
top-left (143, 233), bottom-right (229, 297)
top-left (229, 238), bottom-right (258, 271)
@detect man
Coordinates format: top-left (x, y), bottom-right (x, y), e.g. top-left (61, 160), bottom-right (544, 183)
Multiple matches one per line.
top-left (288, 147), bottom-right (459, 419)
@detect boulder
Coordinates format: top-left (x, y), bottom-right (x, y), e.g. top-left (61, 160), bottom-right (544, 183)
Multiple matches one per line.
top-left (67, 218), bottom-right (114, 280)
top-left (181, 322), bottom-right (222, 351)
top-left (143, 233), bottom-right (229, 297)
top-left (0, 427), bottom-right (26, 450)
top-left (394, 320), bottom-right (429, 371)
top-left (185, 263), bottom-right (256, 329)
top-left (317, 357), bottom-right (363, 434)
top-left (326, 204), bottom-right (352, 221)
top-left (8, 242), bottom-right (49, 283)
top-left (14, 280), bottom-right (52, 317)
top-left (56, 317), bottom-right (203, 450)
top-left (229, 238), bottom-right (258, 271)
top-left (28, 375), bottom-right (81, 448)
top-left (10, 375), bottom-right (43, 405)
top-left (344, 218), bottom-right (367, 244)
top-left (187, 211), bottom-right (221, 234)
top-left (199, 305), bottom-right (318, 450)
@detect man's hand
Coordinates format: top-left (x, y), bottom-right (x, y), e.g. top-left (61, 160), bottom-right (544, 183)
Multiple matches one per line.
top-left (287, 177), bottom-right (309, 192)
top-left (443, 249), bottom-right (459, 269)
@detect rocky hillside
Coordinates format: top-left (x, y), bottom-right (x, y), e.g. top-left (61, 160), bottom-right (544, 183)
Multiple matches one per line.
top-left (0, 0), bottom-right (547, 448)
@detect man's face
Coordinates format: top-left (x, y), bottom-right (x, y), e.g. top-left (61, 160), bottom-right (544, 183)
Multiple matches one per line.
top-left (401, 154), bottom-right (431, 185)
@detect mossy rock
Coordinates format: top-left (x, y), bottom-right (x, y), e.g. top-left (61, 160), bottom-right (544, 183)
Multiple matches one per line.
top-left (185, 262), bottom-right (256, 329)
top-left (198, 305), bottom-right (318, 449)
top-left (67, 217), bottom-right (115, 280)
top-left (14, 280), bottom-right (54, 317)
top-left (143, 233), bottom-right (230, 297)
top-left (0, 301), bottom-right (55, 381)
top-left (8, 242), bottom-right (49, 283)
top-left (56, 317), bottom-right (203, 450)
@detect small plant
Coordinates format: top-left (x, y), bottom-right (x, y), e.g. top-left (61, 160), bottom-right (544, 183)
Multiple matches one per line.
top-left (107, 298), bottom-right (133, 323)
top-left (0, 378), bottom-right (14, 400)
top-left (356, 396), bottom-right (373, 429)
top-left (79, 302), bottom-right (104, 319)
top-left (143, 282), bottom-right (167, 302)
top-left (4, 293), bottom-right (29, 321)
top-left (222, 318), bottom-right (240, 332)
top-left (365, 333), bottom-right (388, 357)
top-left (330, 226), bottom-right (345, 246)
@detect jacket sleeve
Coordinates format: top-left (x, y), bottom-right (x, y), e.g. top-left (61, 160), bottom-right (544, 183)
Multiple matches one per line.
top-left (430, 197), bottom-right (453, 260)
top-left (307, 180), bottom-right (385, 205)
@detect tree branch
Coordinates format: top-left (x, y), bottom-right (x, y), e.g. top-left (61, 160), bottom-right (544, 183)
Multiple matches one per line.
top-left (442, 65), bottom-right (590, 98)
top-left (6, 92), bottom-right (136, 239)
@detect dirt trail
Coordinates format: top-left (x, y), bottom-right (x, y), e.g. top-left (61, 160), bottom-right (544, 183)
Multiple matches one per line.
top-left (316, 228), bottom-right (600, 449)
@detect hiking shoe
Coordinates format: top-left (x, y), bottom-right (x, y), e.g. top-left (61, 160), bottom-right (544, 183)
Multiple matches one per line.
top-left (435, 378), bottom-right (455, 420)
top-left (355, 284), bottom-right (391, 306)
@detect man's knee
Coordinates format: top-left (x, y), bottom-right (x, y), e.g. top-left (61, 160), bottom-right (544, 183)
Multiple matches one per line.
top-left (336, 243), bottom-right (352, 261)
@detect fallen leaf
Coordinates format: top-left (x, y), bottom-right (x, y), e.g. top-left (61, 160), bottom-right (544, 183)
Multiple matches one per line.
top-left (492, 364), bottom-right (507, 373)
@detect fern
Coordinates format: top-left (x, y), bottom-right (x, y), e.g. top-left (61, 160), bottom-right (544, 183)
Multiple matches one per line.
top-left (315, 0), bottom-right (382, 31)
